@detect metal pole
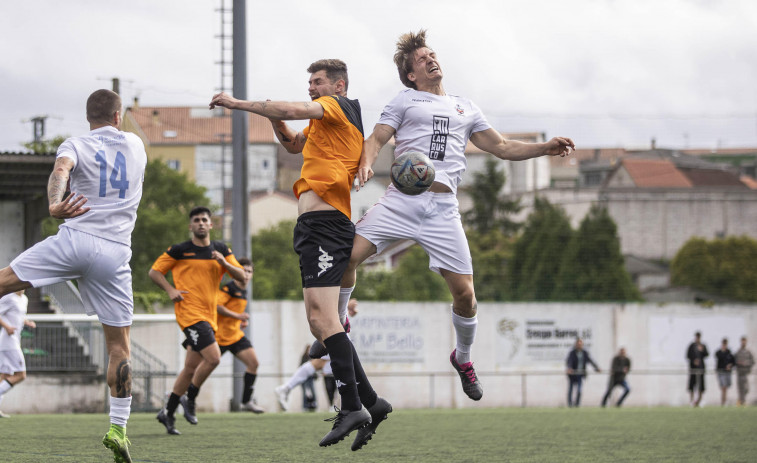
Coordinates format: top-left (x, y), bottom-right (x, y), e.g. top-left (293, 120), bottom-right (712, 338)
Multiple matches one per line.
top-left (230, 0), bottom-right (249, 411)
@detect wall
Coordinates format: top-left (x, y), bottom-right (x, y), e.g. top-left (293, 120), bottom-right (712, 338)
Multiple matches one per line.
top-left (0, 200), bottom-right (24, 266)
top-left (605, 188), bottom-right (757, 259)
top-left (15, 302), bottom-right (757, 414)
top-left (512, 188), bottom-right (757, 260)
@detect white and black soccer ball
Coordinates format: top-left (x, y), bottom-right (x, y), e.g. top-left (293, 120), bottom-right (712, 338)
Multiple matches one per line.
top-left (390, 151), bottom-right (435, 195)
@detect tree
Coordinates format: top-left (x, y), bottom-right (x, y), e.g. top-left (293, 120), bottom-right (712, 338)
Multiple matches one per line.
top-left (250, 220), bottom-right (302, 300)
top-left (462, 158), bottom-right (522, 235)
top-left (353, 246), bottom-right (450, 302)
top-left (555, 205), bottom-right (640, 301)
top-left (671, 236), bottom-right (757, 302)
top-left (510, 197), bottom-right (573, 300)
top-left (23, 135), bottom-right (68, 154)
top-left (130, 160), bottom-right (217, 294)
top-left (468, 228), bottom-right (515, 301)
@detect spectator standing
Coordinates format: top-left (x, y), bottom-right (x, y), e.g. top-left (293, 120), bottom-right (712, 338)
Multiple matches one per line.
top-left (686, 331), bottom-right (709, 407)
top-left (734, 336), bottom-right (754, 406)
top-left (715, 338), bottom-right (735, 406)
top-left (565, 338), bottom-right (600, 407)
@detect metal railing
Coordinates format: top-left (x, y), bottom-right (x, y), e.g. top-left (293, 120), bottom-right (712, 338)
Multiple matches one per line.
top-left (32, 283), bottom-right (168, 409)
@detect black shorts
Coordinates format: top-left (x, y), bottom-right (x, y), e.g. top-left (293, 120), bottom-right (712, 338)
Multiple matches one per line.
top-left (219, 336), bottom-right (253, 355)
top-left (293, 210), bottom-right (354, 288)
top-left (182, 321), bottom-right (217, 352)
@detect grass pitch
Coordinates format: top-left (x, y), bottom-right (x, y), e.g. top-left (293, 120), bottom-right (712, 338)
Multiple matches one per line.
top-left (0, 407), bottom-right (755, 462)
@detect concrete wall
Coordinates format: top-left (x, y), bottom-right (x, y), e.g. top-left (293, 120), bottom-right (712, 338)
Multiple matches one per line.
top-left (13, 302), bottom-right (757, 414)
top-left (0, 200), bottom-right (24, 266)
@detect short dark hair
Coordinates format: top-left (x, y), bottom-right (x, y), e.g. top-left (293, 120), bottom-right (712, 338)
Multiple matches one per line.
top-left (394, 29), bottom-right (431, 90)
top-left (86, 89), bottom-right (121, 125)
top-left (695, 331), bottom-right (701, 337)
top-left (307, 59), bottom-right (349, 90)
top-left (238, 257), bottom-right (252, 267)
top-left (189, 206), bottom-right (212, 219)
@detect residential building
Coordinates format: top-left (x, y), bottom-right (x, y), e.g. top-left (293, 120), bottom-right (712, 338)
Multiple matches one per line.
top-left (122, 103), bottom-right (278, 238)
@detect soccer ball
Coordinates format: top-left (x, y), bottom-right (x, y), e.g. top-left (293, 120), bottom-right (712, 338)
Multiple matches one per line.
top-left (390, 151), bottom-right (435, 195)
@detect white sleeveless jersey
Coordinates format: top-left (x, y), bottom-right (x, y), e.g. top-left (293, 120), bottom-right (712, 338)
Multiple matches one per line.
top-left (56, 126), bottom-right (147, 246)
top-left (0, 293), bottom-right (28, 350)
top-left (378, 88), bottom-right (491, 194)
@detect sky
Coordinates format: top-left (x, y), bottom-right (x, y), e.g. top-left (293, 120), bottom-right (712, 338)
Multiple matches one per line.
top-left (1, 0), bottom-right (756, 152)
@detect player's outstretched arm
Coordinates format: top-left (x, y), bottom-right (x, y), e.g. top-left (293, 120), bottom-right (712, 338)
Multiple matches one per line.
top-left (47, 157), bottom-right (90, 219)
top-left (355, 124), bottom-right (395, 190)
top-left (210, 92), bottom-right (324, 120)
top-left (470, 128), bottom-right (575, 161)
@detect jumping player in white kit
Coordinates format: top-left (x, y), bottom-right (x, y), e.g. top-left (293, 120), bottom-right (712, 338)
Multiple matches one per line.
top-left (0, 89), bottom-right (146, 462)
top-left (341, 30), bottom-right (575, 402)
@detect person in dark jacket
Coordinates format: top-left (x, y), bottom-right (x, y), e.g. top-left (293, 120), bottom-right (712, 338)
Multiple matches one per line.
top-left (601, 347), bottom-right (631, 407)
top-left (687, 331), bottom-right (709, 407)
top-left (715, 338), bottom-right (735, 406)
top-left (566, 338), bottom-right (600, 407)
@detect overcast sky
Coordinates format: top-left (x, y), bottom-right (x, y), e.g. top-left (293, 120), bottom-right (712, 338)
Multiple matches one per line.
top-left (1, 0), bottom-right (756, 152)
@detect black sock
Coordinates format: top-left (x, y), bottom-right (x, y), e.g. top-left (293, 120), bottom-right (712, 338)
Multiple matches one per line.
top-left (324, 375), bottom-right (336, 405)
top-left (350, 343), bottom-right (377, 409)
top-left (166, 393), bottom-right (181, 415)
top-left (187, 383), bottom-right (200, 401)
top-left (323, 332), bottom-right (360, 411)
top-left (242, 373), bottom-right (257, 404)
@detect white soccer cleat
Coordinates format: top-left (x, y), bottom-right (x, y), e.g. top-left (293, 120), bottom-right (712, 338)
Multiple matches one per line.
top-left (242, 399), bottom-right (265, 414)
top-left (274, 385), bottom-right (290, 411)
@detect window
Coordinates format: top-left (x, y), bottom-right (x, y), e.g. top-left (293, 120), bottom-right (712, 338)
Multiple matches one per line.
top-left (200, 160), bottom-right (216, 171)
top-left (166, 160), bottom-right (180, 171)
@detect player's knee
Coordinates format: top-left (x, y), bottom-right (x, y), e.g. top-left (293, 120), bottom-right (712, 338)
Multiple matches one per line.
top-left (452, 297), bottom-right (477, 318)
top-left (206, 352), bottom-right (222, 368)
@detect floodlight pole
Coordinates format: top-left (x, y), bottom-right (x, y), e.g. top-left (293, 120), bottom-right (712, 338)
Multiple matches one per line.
top-left (230, 0), bottom-right (249, 411)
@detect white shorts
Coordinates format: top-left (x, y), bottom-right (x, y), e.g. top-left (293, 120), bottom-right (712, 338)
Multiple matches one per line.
top-left (11, 227), bottom-right (133, 327)
top-left (355, 188), bottom-right (472, 275)
top-left (0, 347), bottom-right (26, 374)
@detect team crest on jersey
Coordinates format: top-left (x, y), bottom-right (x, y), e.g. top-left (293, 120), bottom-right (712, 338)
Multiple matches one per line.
top-left (455, 104), bottom-right (464, 115)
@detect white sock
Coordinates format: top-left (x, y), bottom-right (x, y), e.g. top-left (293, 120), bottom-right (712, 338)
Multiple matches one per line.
top-left (0, 379), bottom-right (12, 396)
top-left (452, 309), bottom-right (477, 365)
top-left (109, 396), bottom-right (132, 427)
top-left (286, 361), bottom-right (317, 390)
top-left (338, 286), bottom-right (355, 325)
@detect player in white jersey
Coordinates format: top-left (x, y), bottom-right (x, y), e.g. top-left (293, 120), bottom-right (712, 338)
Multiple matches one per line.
top-left (0, 290), bottom-right (35, 417)
top-left (340, 30), bottom-right (575, 403)
top-left (0, 89), bottom-right (145, 462)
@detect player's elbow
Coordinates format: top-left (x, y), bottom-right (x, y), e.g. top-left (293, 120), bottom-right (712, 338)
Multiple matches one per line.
top-left (283, 145), bottom-right (301, 154)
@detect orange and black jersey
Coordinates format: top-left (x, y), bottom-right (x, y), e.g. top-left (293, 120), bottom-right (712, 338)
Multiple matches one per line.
top-left (151, 240), bottom-right (241, 331)
top-left (294, 95), bottom-right (363, 219)
top-left (216, 280), bottom-right (248, 347)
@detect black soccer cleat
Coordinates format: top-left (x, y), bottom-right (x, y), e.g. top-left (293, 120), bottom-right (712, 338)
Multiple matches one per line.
top-left (351, 397), bottom-right (393, 451)
top-left (450, 349), bottom-right (483, 401)
top-left (179, 394), bottom-right (198, 425)
top-left (156, 408), bottom-right (181, 435)
top-left (319, 406), bottom-right (372, 447)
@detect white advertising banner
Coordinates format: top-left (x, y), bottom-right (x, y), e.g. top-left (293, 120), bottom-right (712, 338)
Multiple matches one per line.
top-left (494, 307), bottom-right (611, 369)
